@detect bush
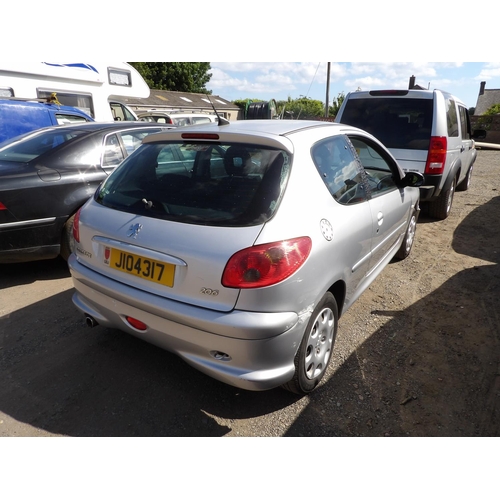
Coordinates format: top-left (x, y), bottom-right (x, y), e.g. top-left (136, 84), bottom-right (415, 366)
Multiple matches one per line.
top-left (484, 103), bottom-right (500, 116)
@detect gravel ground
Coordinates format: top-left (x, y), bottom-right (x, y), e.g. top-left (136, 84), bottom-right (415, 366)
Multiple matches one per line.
top-left (0, 150), bottom-right (499, 437)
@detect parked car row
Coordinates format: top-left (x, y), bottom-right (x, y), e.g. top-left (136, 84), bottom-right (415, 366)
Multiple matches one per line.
top-left (1, 85), bottom-right (485, 394)
top-left (137, 111), bottom-right (218, 126)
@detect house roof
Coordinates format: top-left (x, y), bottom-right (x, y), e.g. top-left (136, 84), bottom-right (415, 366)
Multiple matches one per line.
top-left (120, 89), bottom-right (239, 113)
top-left (474, 86), bottom-right (500, 115)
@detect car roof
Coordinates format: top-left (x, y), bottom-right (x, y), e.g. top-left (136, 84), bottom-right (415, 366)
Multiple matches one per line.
top-left (19, 121), bottom-right (175, 136)
top-left (144, 119), bottom-right (348, 141)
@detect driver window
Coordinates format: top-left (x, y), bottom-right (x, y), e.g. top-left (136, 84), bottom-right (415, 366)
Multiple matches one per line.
top-left (348, 136), bottom-right (397, 197)
top-left (312, 135), bottom-right (368, 205)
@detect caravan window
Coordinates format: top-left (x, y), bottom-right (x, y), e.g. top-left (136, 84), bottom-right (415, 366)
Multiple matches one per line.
top-left (37, 90), bottom-right (95, 118)
top-left (108, 68), bottom-right (132, 87)
top-left (0, 87), bottom-right (14, 97)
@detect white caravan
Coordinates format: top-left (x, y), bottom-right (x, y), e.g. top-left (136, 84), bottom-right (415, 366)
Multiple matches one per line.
top-left (0, 62), bottom-right (150, 122)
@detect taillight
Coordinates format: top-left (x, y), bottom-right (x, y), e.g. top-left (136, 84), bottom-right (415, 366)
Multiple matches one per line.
top-left (73, 208), bottom-right (81, 243)
top-left (222, 237), bottom-right (312, 289)
top-left (0, 202), bottom-right (7, 210)
top-left (425, 136), bottom-right (447, 174)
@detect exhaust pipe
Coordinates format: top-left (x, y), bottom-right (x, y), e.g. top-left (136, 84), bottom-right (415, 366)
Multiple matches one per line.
top-left (85, 315), bottom-right (98, 328)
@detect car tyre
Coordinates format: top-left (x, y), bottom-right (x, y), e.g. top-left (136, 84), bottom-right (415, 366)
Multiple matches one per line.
top-left (60, 214), bottom-right (76, 261)
top-left (457, 165), bottom-right (473, 192)
top-left (428, 177), bottom-right (456, 220)
top-left (393, 209), bottom-right (418, 261)
top-left (282, 292), bottom-right (338, 395)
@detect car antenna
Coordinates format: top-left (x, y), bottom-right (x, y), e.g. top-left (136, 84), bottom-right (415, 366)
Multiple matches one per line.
top-left (207, 95), bottom-right (230, 126)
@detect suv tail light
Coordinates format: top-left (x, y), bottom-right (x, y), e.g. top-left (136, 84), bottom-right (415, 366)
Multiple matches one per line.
top-left (222, 237), bottom-right (312, 289)
top-left (73, 208), bottom-right (82, 243)
top-left (425, 136), bottom-right (447, 174)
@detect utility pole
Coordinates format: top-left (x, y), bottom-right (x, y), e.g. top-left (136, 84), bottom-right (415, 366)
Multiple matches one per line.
top-left (324, 62), bottom-right (331, 118)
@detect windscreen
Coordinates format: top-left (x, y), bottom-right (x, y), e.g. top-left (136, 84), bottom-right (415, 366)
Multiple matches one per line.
top-left (340, 97), bottom-right (434, 150)
top-left (96, 141), bottom-right (291, 227)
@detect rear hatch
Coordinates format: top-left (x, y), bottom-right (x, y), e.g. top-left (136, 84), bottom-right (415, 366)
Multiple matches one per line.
top-left (75, 136), bottom-right (292, 312)
top-left (336, 90), bottom-right (434, 173)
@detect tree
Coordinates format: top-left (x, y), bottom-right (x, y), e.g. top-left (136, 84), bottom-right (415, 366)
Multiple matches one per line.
top-left (129, 62), bottom-right (212, 94)
top-left (484, 103), bottom-right (500, 115)
top-left (276, 97), bottom-right (325, 120)
top-left (329, 92), bottom-right (345, 118)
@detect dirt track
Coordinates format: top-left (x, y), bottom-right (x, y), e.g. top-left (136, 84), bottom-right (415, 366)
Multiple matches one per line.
top-left (0, 150), bottom-right (499, 436)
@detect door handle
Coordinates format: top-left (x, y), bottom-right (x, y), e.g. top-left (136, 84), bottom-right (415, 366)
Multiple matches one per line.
top-left (377, 212), bottom-right (384, 226)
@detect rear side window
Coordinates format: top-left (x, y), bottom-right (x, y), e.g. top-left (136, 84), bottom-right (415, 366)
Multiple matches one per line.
top-left (446, 97), bottom-right (459, 137)
top-left (103, 134), bottom-right (125, 166)
top-left (458, 105), bottom-right (470, 140)
top-left (340, 97), bottom-right (434, 150)
top-left (96, 142), bottom-right (291, 226)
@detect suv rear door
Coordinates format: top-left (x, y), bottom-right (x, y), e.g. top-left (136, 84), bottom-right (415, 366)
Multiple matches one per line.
top-left (335, 91), bottom-right (434, 175)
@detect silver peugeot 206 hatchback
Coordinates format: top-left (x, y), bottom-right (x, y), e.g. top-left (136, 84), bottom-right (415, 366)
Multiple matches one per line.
top-left (69, 119), bottom-right (423, 395)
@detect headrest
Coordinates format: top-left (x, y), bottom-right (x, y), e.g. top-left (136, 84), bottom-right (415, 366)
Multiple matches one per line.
top-left (224, 146), bottom-right (251, 176)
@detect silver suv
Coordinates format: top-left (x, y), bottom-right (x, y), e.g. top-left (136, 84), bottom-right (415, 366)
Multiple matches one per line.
top-left (335, 89), bottom-right (486, 219)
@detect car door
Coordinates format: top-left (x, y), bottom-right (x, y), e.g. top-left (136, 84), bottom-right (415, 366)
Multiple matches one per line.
top-left (0, 130), bottom-right (104, 255)
top-left (311, 135), bottom-right (373, 301)
top-left (348, 135), bottom-right (411, 276)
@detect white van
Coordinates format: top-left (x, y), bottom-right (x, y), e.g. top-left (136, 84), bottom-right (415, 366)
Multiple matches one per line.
top-left (137, 111), bottom-right (218, 126)
top-left (335, 89), bottom-right (486, 219)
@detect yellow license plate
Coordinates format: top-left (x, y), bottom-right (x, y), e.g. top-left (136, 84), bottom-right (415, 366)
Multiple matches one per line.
top-left (105, 247), bottom-right (175, 287)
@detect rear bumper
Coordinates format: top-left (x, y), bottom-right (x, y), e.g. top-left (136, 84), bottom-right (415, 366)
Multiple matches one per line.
top-left (68, 254), bottom-right (307, 391)
top-left (419, 173), bottom-right (443, 201)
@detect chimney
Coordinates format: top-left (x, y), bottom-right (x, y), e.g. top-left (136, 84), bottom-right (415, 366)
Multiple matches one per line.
top-left (479, 81), bottom-right (486, 95)
top-left (409, 75), bottom-right (416, 89)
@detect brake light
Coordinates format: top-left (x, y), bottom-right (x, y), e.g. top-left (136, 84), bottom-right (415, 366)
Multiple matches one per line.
top-left (0, 202), bottom-right (7, 210)
top-left (73, 208), bottom-right (81, 243)
top-left (181, 133), bottom-right (220, 140)
top-left (369, 90), bottom-right (409, 96)
top-left (222, 237), bottom-right (312, 289)
top-left (425, 136), bottom-right (447, 174)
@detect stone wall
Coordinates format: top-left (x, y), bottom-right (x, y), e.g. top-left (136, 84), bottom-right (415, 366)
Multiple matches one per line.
top-left (471, 114), bottom-right (500, 144)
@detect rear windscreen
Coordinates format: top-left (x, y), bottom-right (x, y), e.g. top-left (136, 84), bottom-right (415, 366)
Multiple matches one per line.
top-left (96, 142), bottom-right (291, 227)
top-left (340, 97), bottom-right (434, 150)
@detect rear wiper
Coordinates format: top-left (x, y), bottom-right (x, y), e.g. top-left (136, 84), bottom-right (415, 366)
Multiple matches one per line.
top-left (142, 198), bottom-right (153, 209)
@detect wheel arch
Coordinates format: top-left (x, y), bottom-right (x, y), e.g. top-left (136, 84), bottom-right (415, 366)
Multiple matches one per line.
top-left (327, 280), bottom-right (346, 318)
top-left (444, 158), bottom-right (462, 191)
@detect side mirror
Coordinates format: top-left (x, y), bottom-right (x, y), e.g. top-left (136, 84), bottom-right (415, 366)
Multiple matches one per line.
top-left (399, 171), bottom-right (425, 188)
top-left (472, 129), bottom-right (487, 140)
